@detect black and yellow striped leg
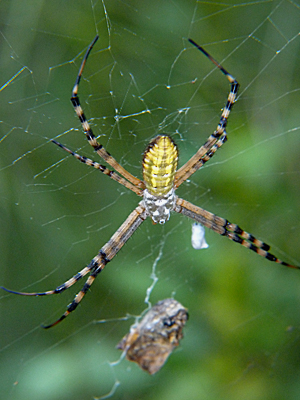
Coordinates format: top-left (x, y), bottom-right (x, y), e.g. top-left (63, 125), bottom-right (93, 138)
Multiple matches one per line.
top-left (176, 133), bottom-right (228, 185)
top-left (175, 198), bottom-right (299, 269)
top-left (1, 262), bottom-right (97, 297)
top-left (70, 35), bottom-right (143, 189)
top-left (42, 257), bottom-right (106, 328)
top-left (51, 140), bottom-right (143, 196)
top-left (175, 39), bottom-right (239, 188)
top-left (43, 204), bottom-right (148, 328)
top-left (1, 205), bottom-right (148, 328)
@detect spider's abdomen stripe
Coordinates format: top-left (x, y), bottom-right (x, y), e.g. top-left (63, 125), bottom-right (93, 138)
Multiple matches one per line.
top-left (143, 135), bottom-right (178, 196)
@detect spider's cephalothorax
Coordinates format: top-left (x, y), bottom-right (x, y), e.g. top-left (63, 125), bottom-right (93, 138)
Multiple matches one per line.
top-left (142, 135), bottom-right (178, 224)
top-left (2, 36), bottom-right (298, 329)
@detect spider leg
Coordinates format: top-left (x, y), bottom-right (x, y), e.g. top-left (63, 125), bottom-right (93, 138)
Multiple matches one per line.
top-left (174, 133), bottom-right (228, 189)
top-left (70, 35), bottom-right (144, 189)
top-left (175, 198), bottom-right (299, 269)
top-left (175, 39), bottom-right (239, 188)
top-left (43, 204), bottom-right (148, 328)
top-left (1, 263), bottom-right (97, 297)
top-left (52, 140), bottom-right (143, 196)
top-left (1, 205), bottom-right (148, 328)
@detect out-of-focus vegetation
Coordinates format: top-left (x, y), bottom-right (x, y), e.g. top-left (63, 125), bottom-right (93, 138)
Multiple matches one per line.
top-left (1, 1), bottom-right (300, 399)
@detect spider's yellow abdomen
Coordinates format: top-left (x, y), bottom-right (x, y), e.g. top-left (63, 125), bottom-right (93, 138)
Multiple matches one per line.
top-left (143, 136), bottom-right (178, 196)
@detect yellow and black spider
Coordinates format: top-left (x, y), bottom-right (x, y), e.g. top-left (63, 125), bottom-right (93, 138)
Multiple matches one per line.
top-left (2, 36), bottom-right (299, 328)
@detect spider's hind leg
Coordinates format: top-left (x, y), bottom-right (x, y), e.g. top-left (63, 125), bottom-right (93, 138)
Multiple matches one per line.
top-left (0, 261), bottom-right (97, 297)
top-left (175, 197), bottom-right (299, 269)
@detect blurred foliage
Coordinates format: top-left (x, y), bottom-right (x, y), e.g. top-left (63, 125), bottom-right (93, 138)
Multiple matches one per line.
top-left (1, 0), bottom-right (300, 399)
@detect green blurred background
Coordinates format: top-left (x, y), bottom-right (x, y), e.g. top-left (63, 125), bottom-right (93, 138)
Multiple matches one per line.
top-left (1, 1), bottom-right (300, 399)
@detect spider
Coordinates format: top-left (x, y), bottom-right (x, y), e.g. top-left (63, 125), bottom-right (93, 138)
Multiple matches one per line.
top-left (2, 36), bottom-right (299, 329)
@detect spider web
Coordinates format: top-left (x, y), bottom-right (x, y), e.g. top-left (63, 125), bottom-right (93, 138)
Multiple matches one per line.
top-left (1, 0), bottom-right (300, 399)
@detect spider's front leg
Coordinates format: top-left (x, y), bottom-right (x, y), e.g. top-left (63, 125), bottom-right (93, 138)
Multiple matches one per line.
top-left (70, 35), bottom-right (143, 189)
top-left (175, 39), bottom-right (239, 188)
